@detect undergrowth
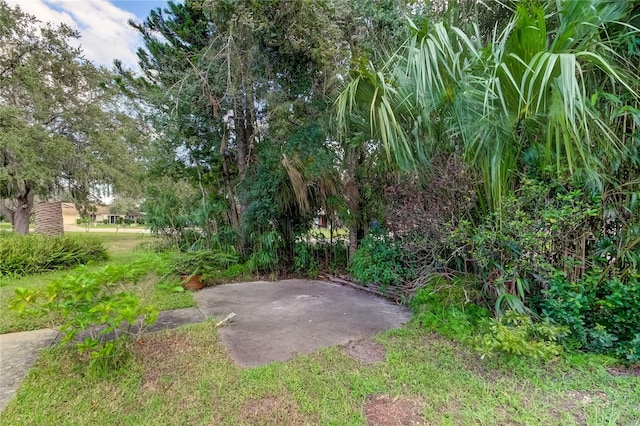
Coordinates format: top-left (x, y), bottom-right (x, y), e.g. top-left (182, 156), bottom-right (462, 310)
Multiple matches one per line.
top-left (0, 232), bottom-right (108, 278)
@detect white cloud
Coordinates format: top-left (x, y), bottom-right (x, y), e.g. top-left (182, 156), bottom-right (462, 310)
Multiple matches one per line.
top-left (5, 0), bottom-right (141, 69)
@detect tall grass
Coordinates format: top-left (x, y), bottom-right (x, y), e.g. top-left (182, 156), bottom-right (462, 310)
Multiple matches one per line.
top-left (0, 232), bottom-right (108, 277)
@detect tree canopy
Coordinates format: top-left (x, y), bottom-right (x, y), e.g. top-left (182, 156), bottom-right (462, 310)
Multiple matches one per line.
top-left (126, 0), bottom-right (414, 256)
top-left (0, 1), bottom-right (146, 233)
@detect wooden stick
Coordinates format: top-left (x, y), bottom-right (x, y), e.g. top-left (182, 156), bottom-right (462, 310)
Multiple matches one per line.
top-left (216, 312), bottom-right (236, 327)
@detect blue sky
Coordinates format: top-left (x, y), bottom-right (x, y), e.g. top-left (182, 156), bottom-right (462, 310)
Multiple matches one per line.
top-left (113, 1), bottom-right (169, 20)
top-left (7, 0), bottom-right (175, 68)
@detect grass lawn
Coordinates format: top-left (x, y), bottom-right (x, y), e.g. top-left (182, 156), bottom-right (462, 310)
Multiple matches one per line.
top-left (0, 232), bottom-right (194, 334)
top-left (0, 322), bottom-right (638, 425)
top-left (0, 223), bottom-right (33, 231)
top-left (303, 227), bottom-right (349, 241)
top-left (75, 223), bottom-right (148, 230)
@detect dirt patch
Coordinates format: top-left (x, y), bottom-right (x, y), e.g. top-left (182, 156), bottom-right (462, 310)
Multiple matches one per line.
top-left (345, 338), bottom-right (386, 364)
top-left (548, 390), bottom-right (608, 425)
top-left (606, 365), bottom-right (640, 377)
top-left (241, 395), bottom-right (307, 425)
top-left (364, 394), bottom-right (425, 425)
top-left (564, 390), bottom-right (608, 406)
top-left (133, 330), bottom-right (208, 393)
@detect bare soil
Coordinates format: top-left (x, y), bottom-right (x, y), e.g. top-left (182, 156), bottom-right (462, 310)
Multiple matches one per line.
top-left (345, 338), bottom-right (386, 364)
top-left (364, 394), bottom-right (425, 426)
top-left (241, 395), bottom-right (308, 425)
top-left (606, 364), bottom-right (640, 377)
top-left (548, 389), bottom-right (609, 425)
top-left (134, 332), bottom-right (194, 393)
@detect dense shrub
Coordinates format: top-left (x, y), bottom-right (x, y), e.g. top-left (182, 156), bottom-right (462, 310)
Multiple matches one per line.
top-left (144, 179), bottom-right (236, 252)
top-left (293, 241), bottom-right (321, 277)
top-left (350, 227), bottom-right (411, 288)
top-left (171, 249), bottom-right (239, 284)
top-left (294, 233), bottom-right (348, 277)
top-left (411, 279), bottom-right (489, 340)
top-left (447, 180), bottom-right (600, 313)
top-left (411, 283), bottom-right (567, 361)
top-left (441, 178), bottom-right (640, 360)
top-left (472, 311), bottom-right (568, 361)
top-left (542, 270), bottom-right (640, 362)
top-left (0, 233), bottom-right (108, 277)
top-left (10, 255), bottom-right (161, 374)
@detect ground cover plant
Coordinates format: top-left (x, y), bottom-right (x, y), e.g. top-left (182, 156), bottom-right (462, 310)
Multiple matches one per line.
top-left (0, 232), bottom-right (108, 278)
top-left (0, 322), bottom-right (637, 425)
top-left (0, 233), bottom-right (193, 334)
top-left (9, 255), bottom-right (164, 374)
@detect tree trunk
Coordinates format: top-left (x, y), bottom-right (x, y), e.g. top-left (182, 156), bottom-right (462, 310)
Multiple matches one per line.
top-left (348, 223), bottom-right (359, 259)
top-left (12, 186), bottom-right (34, 234)
top-left (0, 202), bottom-right (14, 226)
top-left (344, 147), bottom-right (363, 259)
top-left (220, 131), bottom-right (240, 233)
top-left (232, 89), bottom-right (256, 251)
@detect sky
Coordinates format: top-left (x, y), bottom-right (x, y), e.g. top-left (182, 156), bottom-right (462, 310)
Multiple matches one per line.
top-left (6, 0), bottom-right (172, 69)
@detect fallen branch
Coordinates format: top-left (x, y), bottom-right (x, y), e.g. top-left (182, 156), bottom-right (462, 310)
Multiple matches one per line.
top-left (326, 275), bottom-right (406, 302)
top-left (215, 312), bottom-right (236, 327)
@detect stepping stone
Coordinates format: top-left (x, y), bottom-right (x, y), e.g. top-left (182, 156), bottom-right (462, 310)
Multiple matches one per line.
top-left (0, 328), bottom-right (59, 411)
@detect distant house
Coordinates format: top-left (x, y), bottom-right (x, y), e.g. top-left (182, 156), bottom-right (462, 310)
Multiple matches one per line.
top-left (61, 203), bottom-right (79, 226)
top-left (61, 203), bottom-right (119, 224)
top-left (91, 205), bottom-right (112, 223)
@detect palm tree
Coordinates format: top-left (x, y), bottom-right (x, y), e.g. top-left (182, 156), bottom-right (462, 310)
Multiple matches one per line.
top-left (337, 0), bottom-right (639, 211)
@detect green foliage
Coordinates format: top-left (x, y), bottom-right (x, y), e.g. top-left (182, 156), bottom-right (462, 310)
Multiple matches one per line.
top-left (411, 277), bottom-right (567, 361)
top-left (0, 2), bottom-right (148, 233)
top-left (293, 241), bottom-right (320, 278)
top-left (542, 270), bottom-right (640, 361)
top-left (294, 234), bottom-right (348, 278)
top-left (337, 0), bottom-right (639, 210)
top-left (144, 179), bottom-right (235, 252)
top-left (170, 249), bottom-right (239, 284)
top-left (9, 255), bottom-right (161, 374)
top-left (350, 228), bottom-right (410, 288)
top-left (247, 231), bottom-right (285, 274)
top-left (223, 263), bottom-right (252, 281)
top-left (0, 233), bottom-right (108, 278)
top-left (447, 180), bottom-right (600, 313)
top-left (411, 277), bottom-right (490, 340)
top-left (240, 138), bottom-right (334, 263)
top-left (472, 311), bottom-right (568, 361)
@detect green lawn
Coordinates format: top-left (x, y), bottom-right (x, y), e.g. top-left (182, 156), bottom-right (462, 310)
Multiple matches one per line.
top-left (75, 223), bottom-right (148, 229)
top-left (305, 227), bottom-right (349, 240)
top-left (0, 232), bottom-right (194, 334)
top-left (1, 322), bottom-right (637, 425)
top-left (0, 222), bottom-right (30, 231)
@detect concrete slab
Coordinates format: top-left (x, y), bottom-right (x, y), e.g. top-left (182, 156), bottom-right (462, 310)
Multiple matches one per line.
top-left (147, 307), bottom-right (206, 332)
top-left (67, 307), bottom-right (208, 343)
top-left (194, 279), bottom-right (411, 368)
top-left (0, 328), bottom-right (59, 411)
